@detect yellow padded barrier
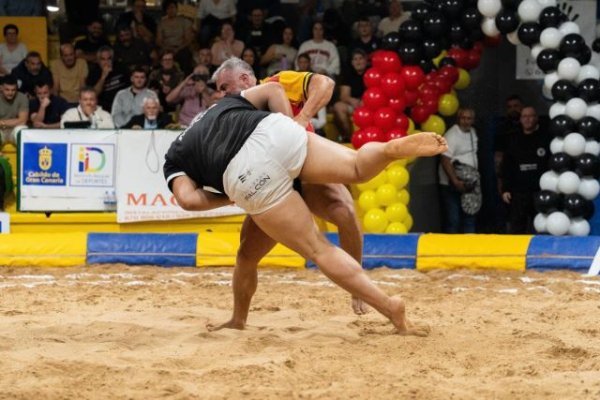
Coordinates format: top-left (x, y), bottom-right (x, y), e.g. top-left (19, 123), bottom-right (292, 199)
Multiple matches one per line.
top-left (416, 234), bottom-right (532, 272)
top-left (0, 233), bottom-right (87, 267)
top-left (196, 232), bottom-right (304, 268)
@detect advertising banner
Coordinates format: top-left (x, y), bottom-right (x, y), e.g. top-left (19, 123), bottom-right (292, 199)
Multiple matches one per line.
top-left (116, 130), bottom-right (244, 223)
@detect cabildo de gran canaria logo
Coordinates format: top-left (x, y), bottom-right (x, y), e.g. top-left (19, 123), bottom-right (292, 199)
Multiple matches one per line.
top-left (38, 146), bottom-right (52, 170)
top-left (78, 146), bottom-right (105, 173)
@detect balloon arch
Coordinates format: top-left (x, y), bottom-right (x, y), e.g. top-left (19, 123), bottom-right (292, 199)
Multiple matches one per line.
top-left (351, 0), bottom-right (600, 236)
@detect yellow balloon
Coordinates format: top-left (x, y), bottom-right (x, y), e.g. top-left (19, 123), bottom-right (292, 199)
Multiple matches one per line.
top-left (407, 117), bottom-right (415, 132)
top-left (421, 115), bottom-right (446, 136)
top-left (385, 202), bottom-right (408, 222)
top-left (438, 93), bottom-right (459, 117)
top-left (403, 213), bottom-right (414, 231)
top-left (454, 68), bottom-right (470, 90)
top-left (432, 50), bottom-right (447, 66)
top-left (397, 189), bottom-right (410, 205)
top-left (363, 209), bottom-right (388, 233)
top-left (356, 171), bottom-right (387, 191)
top-left (386, 165), bottom-right (409, 189)
top-left (376, 183), bottom-right (398, 206)
top-left (386, 222), bottom-right (408, 234)
top-left (358, 190), bottom-right (379, 211)
top-left (388, 159), bottom-right (407, 168)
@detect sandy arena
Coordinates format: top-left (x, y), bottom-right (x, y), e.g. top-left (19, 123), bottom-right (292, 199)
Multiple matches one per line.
top-left (1, 265), bottom-right (599, 399)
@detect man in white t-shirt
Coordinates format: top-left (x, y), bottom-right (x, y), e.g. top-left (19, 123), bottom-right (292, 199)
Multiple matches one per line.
top-left (438, 108), bottom-right (479, 233)
top-left (377, 0), bottom-right (411, 37)
top-left (0, 24), bottom-right (28, 76)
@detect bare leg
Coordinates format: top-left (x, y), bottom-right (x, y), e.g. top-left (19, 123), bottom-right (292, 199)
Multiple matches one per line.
top-left (207, 215), bottom-right (276, 331)
top-left (302, 182), bottom-right (368, 315)
top-left (252, 191), bottom-right (429, 336)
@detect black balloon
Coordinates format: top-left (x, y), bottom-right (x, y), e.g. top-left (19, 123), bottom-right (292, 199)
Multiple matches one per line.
top-left (423, 12), bottom-right (447, 38)
top-left (461, 7), bottom-right (481, 30)
top-left (537, 49), bottom-right (561, 73)
top-left (449, 23), bottom-right (466, 45)
top-left (562, 193), bottom-right (589, 218)
top-left (560, 33), bottom-right (586, 57)
top-left (439, 56), bottom-right (457, 67)
top-left (398, 42), bottom-right (424, 65)
top-left (441, 0), bottom-right (464, 19)
top-left (400, 20), bottom-right (423, 42)
top-left (539, 7), bottom-right (564, 29)
top-left (574, 46), bottom-right (592, 65)
top-left (549, 115), bottom-right (576, 137)
top-left (577, 79), bottom-right (600, 103)
top-left (423, 38), bottom-right (443, 59)
top-left (419, 58), bottom-right (436, 73)
top-left (381, 32), bottom-right (401, 51)
top-left (495, 10), bottom-right (520, 34)
top-left (517, 22), bottom-right (542, 47)
top-left (412, 3), bottom-right (432, 22)
top-left (534, 190), bottom-right (561, 214)
top-left (574, 153), bottom-right (600, 178)
top-left (549, 152), bottom-right (573, 172)
top-left (468, 29), bottom-right (484, 42)
top-left (577, 116), bottom-right (600, 139)
top-left (501, 0), bottom-right (522, 10)
top-left (551, 80), bottom-right (578, 102)
top-left (593, 38), bottom-right (600, 53)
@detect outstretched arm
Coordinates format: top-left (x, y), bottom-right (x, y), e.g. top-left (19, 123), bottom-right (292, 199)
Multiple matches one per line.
top-left (295, 73), bottom-right (334, 128)
top-left (171, 175), bottom-right (233, 211)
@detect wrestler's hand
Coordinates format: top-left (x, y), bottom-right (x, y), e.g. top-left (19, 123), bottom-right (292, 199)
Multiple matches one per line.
top-left (293, 112), bottom-right (311, 128)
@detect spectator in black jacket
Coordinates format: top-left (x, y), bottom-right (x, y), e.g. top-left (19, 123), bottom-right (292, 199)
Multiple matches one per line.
top-left (29, 83), bottom-right (71, 129)
top-left (122, 96), bottom-right (171, 129)
top-left (11, 51), bottom-right (53, 98)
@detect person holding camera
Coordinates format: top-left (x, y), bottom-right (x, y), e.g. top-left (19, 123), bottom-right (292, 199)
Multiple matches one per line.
top-left (438, 107), bottom-right (480, 233)
top-left (166, 65), bottom-right (213, 128)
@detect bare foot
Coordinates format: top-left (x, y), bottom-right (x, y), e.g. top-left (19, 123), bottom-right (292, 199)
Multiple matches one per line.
top-left (385, 132), bottom-right (448, 159)
top-left (206, 319), bottom-right (245, 331)
top-left (389, 296), bottom-right (430, 337)
top-left (352, 296), bottom-right (369, 315)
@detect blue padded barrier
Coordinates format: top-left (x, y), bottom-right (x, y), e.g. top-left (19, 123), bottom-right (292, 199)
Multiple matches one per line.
top-left (526, 235), bottom-right (600, 272)
top-left (307, 233), bottom-right (420, 269)
top-left (87, 233), bottom-right (198, 267)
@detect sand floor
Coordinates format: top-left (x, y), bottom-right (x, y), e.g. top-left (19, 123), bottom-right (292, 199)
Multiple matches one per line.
top-left (0, 265), bottom-right (599, 400)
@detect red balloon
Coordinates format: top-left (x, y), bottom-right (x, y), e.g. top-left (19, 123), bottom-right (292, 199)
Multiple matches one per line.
top-left (380, 72), bottom-right (405, 98)
top-left (419, 97), bottom-right (439, 114)
top-left (362, 126), bottom-right (385, 144)
top-left (424, 71), bottom-right (438, 83)
top-left (351, 129), bottom-right (367, 149)
top-left (433, 77), bottom-right (453, 94)
top-left (362, 87), bottom-right (389, 111)
top-left (400, 66), bottom-right (425, 91)
top-left (352, 106), bottom-right (374, 128)
top-left (395, 113), bottom-right (410, 131)
top-left (484, 34), bottom-right (502, 47)
top-left (464, 50), bottom-right (481, 70)
top-left (410, 106), bottom-right (431, 124)
top-left (373, 107), bottom-right (398, 131)
top-left (447, 47), bottom-right (468, 69)
top-left (363, 67), bottom-right (384, 88)
top-left (403, 89), bottom-right (419, 107)
top-left (419, 83), bottom-right (441, 101)
top-left (388, 96), bottom-right (406, 114)
top-left (376, 51), bottom-right (402, 73)
top-left (438, 65), bottom-right (459, 85)
top-left (386, 128), bottom-right (408, 141)
top-left (472, 41), bottom-right (484, 53)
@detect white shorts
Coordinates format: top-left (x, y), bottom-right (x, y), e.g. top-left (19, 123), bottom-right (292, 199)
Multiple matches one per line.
top-left (223, 113), bottom-right (308, 214)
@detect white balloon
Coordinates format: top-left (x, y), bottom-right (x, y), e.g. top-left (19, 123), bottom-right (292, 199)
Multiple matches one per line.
top-left (557, 171), bottom-right (581, 194)
top-left (540, 27), bottom-right (563, 49)
top-left (481, 17), bottom-right (500, 37)
top-left (585, 104), bottom-right (600, 121)
top-left (549, 102), bottom-right (566, 119)
top-left (542, 84), bottom-right (553, 100)
top-left (565, 98), bottom-right (588, 121)
top-left (550, 137), bottom-right (564, 154)
top-left (540, 170), bottom-right (560, 191)
top-left (478, 0), bottom-right (502, 18)
top-left (568, 218), bottom-right (591, 236)
top-left (559, 21), bottom-right (580, 36)
top-left (590, 52), bottom-right (600, 70)
top-left (557, 57), bottom-right (581, 81)
top-left (518, 0), bottom-right (543, 22)
top-left (537, 0), bottom-right (557, 6)
top-left (544, 72), bottom-right (559, 90)
top-left (530, 44), bottom-right (544, 60)
top-left (578, 177), bottom-right (600, 199)
top-left (585, 139), bottom-right (600, 156)
top-left (563, 132), bottom-right (587, 156)
top-left (576, 65), bottom-right (600, 84)
top-left (507, 31), bottom-right (521, 45)
top-left (534, 213), bottom-right (548, 233)
top-left (547, 211), bottom-right (571, 236)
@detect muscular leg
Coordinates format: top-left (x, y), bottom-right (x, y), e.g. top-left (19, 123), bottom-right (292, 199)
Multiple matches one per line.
top-left (252, 191), bottom-right (429, 336)
top-left (207, 215), bottom-right (276, 331)
top-left (302, 182), bottom-right (368, 315)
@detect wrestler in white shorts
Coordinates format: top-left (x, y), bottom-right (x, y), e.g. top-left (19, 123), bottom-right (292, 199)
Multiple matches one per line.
top-left (223, 113), bottom-right (308, 214)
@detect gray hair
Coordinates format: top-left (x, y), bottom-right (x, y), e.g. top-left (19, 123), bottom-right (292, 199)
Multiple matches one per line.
top-left (142, 96), bottom-right (159, 107)
top-left (211, 57), bottom-right (255, 83)
top-left (97, 45), bottom-right (113, 59)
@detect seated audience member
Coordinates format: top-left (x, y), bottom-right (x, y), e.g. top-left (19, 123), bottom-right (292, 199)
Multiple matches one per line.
top-left (260, 26), bottom-right (298, 76)
top-left (115, 0), bottom-right (157, 46)
top-left (296, 21), bottom-right (340, 77)
top-left (29, 83), bottom-right (70, 129)
top-left (51, 43), bottom-right (89, 103)
top-left (122, 96), bottom-right (172, 129)
top-left (195, 47), bottom-right (216, 76)
top-left (113, 25), bottom-right (151, 73)
top-left (86, 46), bottom-right (130, 112)
top-left (333, 48), bottom-right (367, 141)
top-left (74, 19), bottom-right (111, 64)
top-left (60, 86), bottom-right (114, 129)
top-left (196, 0), bottom-right (236, 46)
top-left (295, 53), bottom-right (311, 72)
top-left (156, 0), bottom-right (194, 74)
top-left (241, 47), bottom-right (262, 79)
top-left (111, 66), bottom-right (158, 128)
top-left (148, 50), bottom-right (183, 113)
top-left (237, 7), bottom-right (274, 59)
top-left (351, 17), bottom-right (380, 55)
top-left (0, 75), bottom-right (28, 144)
top-left (165, 66), bottom-right (212, 127)
top-left (211, 22), bottom-right (244, 67)
top-left (377, 0), bottom-right (411, 37)
top-left (0, 24), bottom-right (28, 76)
top-left (11, 51), bottom-right (54, 98)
